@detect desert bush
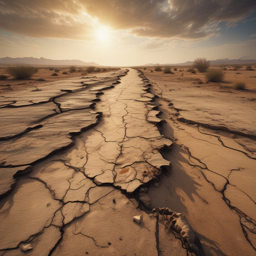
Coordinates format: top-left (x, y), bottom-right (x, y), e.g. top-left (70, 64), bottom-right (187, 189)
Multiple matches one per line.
top-left (193, 58), bottom-right (210, 73)
top-left (246, 65), bottom-right (254, 71)
top-left (174, 68), bottom-right (177, 71)
top-left (187, 67), bottom-right (196, 73)
top-left (0, 75), bottom-right (9, 80)
top-left (6, 65), bottom-right (38, 79)
top-left (51, 73), bottom-right (58, 76)
top-left (86, 66), bottom-right (95, 73)
top-left (155, 66), bottom-right (162, 71)
top-left (163, 67), bottom-right (173, 74)
top-left (223, 67), bottom-right (227, 70)
top-left (69, 66), bottom-right (76, 73)
top-left (49, 67), bottom-right (54, 71)
top-left (233, 64), bottom-right (242, 71)
top-left (62, 71), bottom-right (68, 74)
top-left (233, 81), bottom-right (246, 90)
top-left (205, 69), bottom-right (224, 82)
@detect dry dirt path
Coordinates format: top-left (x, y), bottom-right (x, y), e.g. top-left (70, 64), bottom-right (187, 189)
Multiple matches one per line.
top-left (0, 69), bottom-right (205, 255)
top-left (140, 70), bottom-right (256, 256)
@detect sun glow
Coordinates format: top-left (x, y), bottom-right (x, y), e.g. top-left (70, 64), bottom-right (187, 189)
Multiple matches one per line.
top-left (96, 26), bottom-right (111, 41)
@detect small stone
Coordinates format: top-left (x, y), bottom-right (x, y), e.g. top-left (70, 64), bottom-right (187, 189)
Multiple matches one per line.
top-left (133, 215), bottom-right (143, 224)
top-left (20, 243), bottom-right (33, 252)
top-left (113, 199), bottom-right (116, 204)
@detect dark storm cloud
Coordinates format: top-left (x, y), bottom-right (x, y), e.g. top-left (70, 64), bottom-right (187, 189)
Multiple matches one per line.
top-left (0, 0), bottom-right (255, 39)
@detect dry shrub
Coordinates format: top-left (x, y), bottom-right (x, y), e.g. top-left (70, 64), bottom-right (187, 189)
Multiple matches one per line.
top-left (69, 66), bottom-right (76, 73)
top-left (62, 71), bottom-right (68, 74)
top-left (163, 67), bottom-right (173, 74)
top-left (193, 58), bottom-right (210, 73)
top-left (187, 67), bottom-right (196, 73)
top-left (51, 72), bottom-right (58, 76)
top-left (233, 81), bottom-right (246, 90)
top-left (205, 69), bottom-right (224, 82)
top-left (86, 66), bottom-right (95, 73)
top-left (246, 65), bottom-right (254, 71)
top-left (174, 68), bottom-right (177, 71)
top-left (49, 67), bottom-right (54, 71)
top-left (0, 75), bottom-right (9, 80)
top-left (6, 65), bottom-right (38, 79)
top-left (155, 66), bottom-right (162, 71)
top-left (233, 64), bottom-right (242, 71)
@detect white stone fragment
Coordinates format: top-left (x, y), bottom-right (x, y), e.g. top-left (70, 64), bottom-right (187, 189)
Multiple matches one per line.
top-left (20, 243), bottom-right (33, 252)
top-left (133, 215), bottom-right (143, 224)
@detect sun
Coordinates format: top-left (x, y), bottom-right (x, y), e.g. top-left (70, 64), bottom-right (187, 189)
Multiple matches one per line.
top-left (96, 26), bottom-right (111, 41)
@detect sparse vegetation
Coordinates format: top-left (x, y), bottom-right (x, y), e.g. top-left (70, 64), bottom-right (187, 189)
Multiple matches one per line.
top-left (187, 67), bottom-right (196, 73)
top-left (246, 65), bottom-right (254, 71)
top-left (0, 75), bottom-right (8, 80)
top-left (69, 66), bottom-right (76, 73)
top-left (233, 64), bottom-right (242, 71)
top-left (193, 58), bottom-right (210, 73)
top-left (205, 69), bottom-right (224, 82)
top-left (163, 67), bottom-right (173, 74)
top-left (49, 67), bottom-right (54, 71)
top-left (174, 68), bottom-right (177, 71)
top-left (6, 65), bottom-right (38, 79)
top-left (233, 81), bottom-right (246, 90)
top-left (155, 66), bottom-right (162, 71)
top-left (62, 71), bottom-right (68, 74)
top-left (102, 68), bottom-right (107, 72)
top-left (51, 72), bottom-right (58, 76)
top-left (86, 66), bottom-right (95, 73)
top-left (55, 69), bottom-right (60, 72)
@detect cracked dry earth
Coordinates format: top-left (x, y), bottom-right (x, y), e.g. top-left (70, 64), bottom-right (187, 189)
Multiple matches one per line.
top-left (0, 69), bottom-right (204, 256)
top-left (140, 70), bottom-right (256, 256)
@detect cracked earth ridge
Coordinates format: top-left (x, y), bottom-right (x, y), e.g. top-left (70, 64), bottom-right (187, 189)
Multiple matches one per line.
top-left (139, 70), bottom-right (256, 255)
top-left (0, 69), bottom-right (194, 256)
top-left (0, 70), bottom-right (127, 197)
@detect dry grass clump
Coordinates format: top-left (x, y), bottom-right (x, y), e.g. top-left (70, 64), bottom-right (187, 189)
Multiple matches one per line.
top-left (49, 67), bottom-right (54, 71)
top-left (86, 66), bottom-right (95, 73)
top-left (62, 71), bottom-right (68, 74)
top-left (187, 67), bottom-right (196, 73)
top-left (193, 58), bottom-right (210, 73)
top-left (163, 67), bottom-right (173, 74)
top-left (51, 72), bottom-right (58, 76)
top-left (0, 75), bottom-right (9, 80)
top-left (6, 65), bottom-right (38, 79)
top-left (155, 66), bottom-right (162, 71)
top-left (246, 65), bottom-right (254, 71)
top-left (233, 64), bottom-right (242, 71)
top-left (233, 81), bottom-right (246, 90)
top-left (205, 69), bottom-right (224, 82)
top-left (69, 66), bottom-right (76, 73)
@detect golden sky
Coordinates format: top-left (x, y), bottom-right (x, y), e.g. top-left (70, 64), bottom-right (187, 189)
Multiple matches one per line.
top-left (0, 0), bottom-right (256, 66)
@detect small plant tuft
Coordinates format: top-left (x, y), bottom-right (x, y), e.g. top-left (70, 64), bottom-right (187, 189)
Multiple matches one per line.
top-left (62, 71), bottom-right (68, 75)
top-left (193, 58), bottom-right (210, 73)
top-left (163, 67), bottom-right (173, 74)
top-left (187, 67), bottom-right (196, 73)
top-left (6, 65), bottom-right (38, 79)
top-left (233, 81), bottom-right (246, 90)
top-left (154, 66), bottom-right (162, 71)
top-left (246, 65), bottom-right (254, 71)
top-left (205, 69), bottom-right (224, 82)
top-left (51, 73), bottom-right (58, 76)
top-left (69, 66), bottom-right (76, 73)
top-left (49, 67), bottom-right (54, 71)
top-left (233, 64), bottom-right (242, 71)
top-left (86, 66), bottom-right (95, 73)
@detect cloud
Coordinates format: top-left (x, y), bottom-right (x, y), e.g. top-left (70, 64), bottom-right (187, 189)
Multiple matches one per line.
top-left (0, 0), bottom-right (255, 40)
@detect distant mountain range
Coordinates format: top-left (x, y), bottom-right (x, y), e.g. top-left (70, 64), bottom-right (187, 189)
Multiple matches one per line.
top-left (0, 57), bottom-right (99, 66)
top-left (145, 58), bottom-right (256, 66)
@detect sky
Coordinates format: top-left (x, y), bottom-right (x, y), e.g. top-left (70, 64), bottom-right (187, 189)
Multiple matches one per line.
top-left (0, 0), bottom-right (256, 66)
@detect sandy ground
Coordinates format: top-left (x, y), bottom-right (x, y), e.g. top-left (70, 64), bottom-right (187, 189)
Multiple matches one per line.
top-left (0, 66), bottom-right (118, 94)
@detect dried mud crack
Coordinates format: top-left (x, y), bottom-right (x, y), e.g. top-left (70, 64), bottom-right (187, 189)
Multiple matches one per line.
top-left (0, 69), bottom-right (197, 256)
top-left (139, 69), bottom-right (256, 256)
